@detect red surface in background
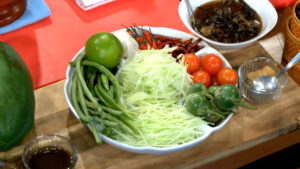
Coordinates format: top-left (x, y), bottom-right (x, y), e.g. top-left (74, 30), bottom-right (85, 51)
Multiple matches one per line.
top-left (0, 0), bottom-right (188, 89)
top-left (0, 0), bottom-right (297, 89)
top-left (269, 0), bottom-right (297, 9)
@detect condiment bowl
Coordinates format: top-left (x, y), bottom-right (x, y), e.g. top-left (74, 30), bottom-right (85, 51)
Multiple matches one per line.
top-left (22, 135), bottom-right (78, 169)
top-left (178, 0), bottom-right (278, 50)
top-left (238, 57), bottom-right (288, 104)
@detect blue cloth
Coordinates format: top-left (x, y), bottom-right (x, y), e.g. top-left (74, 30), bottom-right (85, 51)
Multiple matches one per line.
top-left (0, 0), bottom-right (51, 34)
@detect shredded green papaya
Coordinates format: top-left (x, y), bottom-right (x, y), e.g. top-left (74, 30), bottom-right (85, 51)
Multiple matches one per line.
top-left (113, 47), bottom-right (208, 147)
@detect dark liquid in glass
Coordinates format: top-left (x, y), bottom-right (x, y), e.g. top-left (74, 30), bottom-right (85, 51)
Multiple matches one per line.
top-left (26, 146), bottom-right (74, 169)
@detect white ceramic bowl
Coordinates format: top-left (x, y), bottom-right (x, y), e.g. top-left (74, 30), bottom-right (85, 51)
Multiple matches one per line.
top-left (178, 0), bottom-right (278, 50)
top-left (64, 27), bottom-right (233, 154)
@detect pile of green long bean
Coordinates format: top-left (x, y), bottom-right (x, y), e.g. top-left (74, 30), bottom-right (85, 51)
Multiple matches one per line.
top-left (70, 55), bottom-right (137, 144)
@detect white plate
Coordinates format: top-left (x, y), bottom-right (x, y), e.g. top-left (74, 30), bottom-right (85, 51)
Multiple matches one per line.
top-left (64, 27), bottom-right (233, 154)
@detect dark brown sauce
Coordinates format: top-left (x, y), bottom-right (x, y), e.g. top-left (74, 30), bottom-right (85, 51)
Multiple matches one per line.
top-left (26, 146), bottom-right (74, 169)
top-left (193, 0), bottom-right (262, 43)
top-left (0, 0), bottom-right (26, 27)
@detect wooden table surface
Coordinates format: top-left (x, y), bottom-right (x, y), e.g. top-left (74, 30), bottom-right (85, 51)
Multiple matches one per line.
top-left (1, 6), bottom-right (300, 169)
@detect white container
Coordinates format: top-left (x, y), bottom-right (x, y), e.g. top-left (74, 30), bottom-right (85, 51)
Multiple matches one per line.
top-left (64, 27), bottom-right (233, 154)
top-left (178, 0), bottom-right (278, 50)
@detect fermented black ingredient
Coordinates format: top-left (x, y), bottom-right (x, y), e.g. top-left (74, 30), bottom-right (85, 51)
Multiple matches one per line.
top-left (193, 0), bottom-right (262, 43)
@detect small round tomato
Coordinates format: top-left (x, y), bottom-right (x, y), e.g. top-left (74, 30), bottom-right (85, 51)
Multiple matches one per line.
top-left (201, 54), bottom-right (223, 75)
top-left (217, 68), bottom-right (238, 85)
top-left (183, 54), bottom-right (201, 74)
top-left (85, 32), bottom-right (123, 69)
top-left (192, 70), bottom-right (211, 87)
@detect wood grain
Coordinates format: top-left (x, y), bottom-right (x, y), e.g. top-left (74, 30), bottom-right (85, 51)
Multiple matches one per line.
top-left (1, 42), bottom-right (300, 169)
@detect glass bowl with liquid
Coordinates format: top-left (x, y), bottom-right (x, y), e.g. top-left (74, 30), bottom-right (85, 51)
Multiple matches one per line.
top-left (22, 135), bottom-right (78, 169)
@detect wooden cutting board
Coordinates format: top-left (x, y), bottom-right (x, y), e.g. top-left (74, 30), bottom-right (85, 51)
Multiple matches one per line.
top-left (1, 42), bottom-right (300, 169)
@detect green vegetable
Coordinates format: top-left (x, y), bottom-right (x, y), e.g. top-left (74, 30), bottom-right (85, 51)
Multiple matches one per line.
top-left (112, 103), bottom-right (207, 147)
top-left (185, 93), bottom-right (209, 116)
top-left (101, 74), bottom-right (110, 91)
top-left (202, 102), bottom-right (222, 124)
top-left (70, 55), bottom-right (137, 144)
top-left (82, 60), bottom-right (121, 104)
top-left (208, 85), bottom-right (219, 96)
top-left (185, 93), bottom-right (224, 119)
top-left (214, 84), bottom-right (257, 111)
top-left (85, 32), bottom-right (123, 69)
top-left (114, 47), bottom-right (208, 147)
top-left (187, 83), bottom-right (213, 100)
top-left (0, 42), bottom-right (35, 151)
top-left (118, 47), bottom-right (192, 104)
top-left (187, 83), bottom-right (208, 95)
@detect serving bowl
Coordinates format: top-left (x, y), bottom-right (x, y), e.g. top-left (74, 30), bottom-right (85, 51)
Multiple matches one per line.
top-left (64, 27), bottom-right (233, 154)
top-left (178, 0), bottom-right (278, 50)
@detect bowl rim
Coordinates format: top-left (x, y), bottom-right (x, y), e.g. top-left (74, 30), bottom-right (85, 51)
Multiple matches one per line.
top-left (178, 0), bottom-right (278, 47)
top-left (237, 57), bottom-right (289, 93)
top-left (63, 26), bottom-right (234, 154)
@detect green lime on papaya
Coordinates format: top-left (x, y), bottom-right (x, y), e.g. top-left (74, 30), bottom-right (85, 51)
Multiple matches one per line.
top-left (85, 32), bottom-right (123, 69)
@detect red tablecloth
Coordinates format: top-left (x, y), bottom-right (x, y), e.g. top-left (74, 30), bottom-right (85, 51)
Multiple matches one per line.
top-left (0, 0), bottom-right (187, 89)
top-left (269, 0), bottom-right (297, 9)
top-left (0, 0), bottom-right (297, 89)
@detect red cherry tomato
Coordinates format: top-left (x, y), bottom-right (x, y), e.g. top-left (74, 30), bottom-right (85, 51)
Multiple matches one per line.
top-left (192, 70), bottom-right (211, 87)
top-left (217, 68), bottom-right (238, 85)
top-left (201, 54), bottom-right (223, 75)
top-left (183, 54), bottom-right (201, 74)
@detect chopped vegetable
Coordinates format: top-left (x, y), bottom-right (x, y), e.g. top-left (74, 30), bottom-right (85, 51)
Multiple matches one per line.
top-left (112, 103), bottom-right (207, 147)
top-left (113, 47), bottom-right (208, 147)
top-left (118, 47), bottom-right (192, 103)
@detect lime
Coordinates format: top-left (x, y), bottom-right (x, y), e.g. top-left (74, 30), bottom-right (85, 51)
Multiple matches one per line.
top-left (85, 32), bottom-right (123, 69)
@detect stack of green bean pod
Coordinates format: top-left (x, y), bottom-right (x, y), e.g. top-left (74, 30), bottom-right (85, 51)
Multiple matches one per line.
top-left (70, 55), bottom-right (137, 144)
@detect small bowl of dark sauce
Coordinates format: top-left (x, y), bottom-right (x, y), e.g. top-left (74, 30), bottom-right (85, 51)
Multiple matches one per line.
top-left (22, 135), bottom-right (78, 169)
top-left (179, 0), bottom-right (278, 50)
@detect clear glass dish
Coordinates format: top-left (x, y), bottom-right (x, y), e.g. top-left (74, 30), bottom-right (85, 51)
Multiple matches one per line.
top-left (238, 57), bottom-right (288, 104)
top-left (22, 134), bottom-right (78, 169)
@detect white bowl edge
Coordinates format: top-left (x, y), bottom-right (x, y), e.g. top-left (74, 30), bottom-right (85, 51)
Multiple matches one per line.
top-left (178, 0), bottom-right (278, 50)
top-left (63, 27), bottom-right (234, 154)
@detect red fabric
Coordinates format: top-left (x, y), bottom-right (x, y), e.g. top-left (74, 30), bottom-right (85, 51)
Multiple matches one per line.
top-left (0, 0), bottom-right (296, 89)
top-left (269, 0), bottom-right (298, 9)
top-left (0, 0), bottom-right (188, 89)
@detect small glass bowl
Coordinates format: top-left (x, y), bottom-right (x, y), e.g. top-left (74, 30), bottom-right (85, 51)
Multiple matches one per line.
top-left (22, 134), bottom-right (78, 169)
top-left (238, 57), bottom-right (288, 104)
